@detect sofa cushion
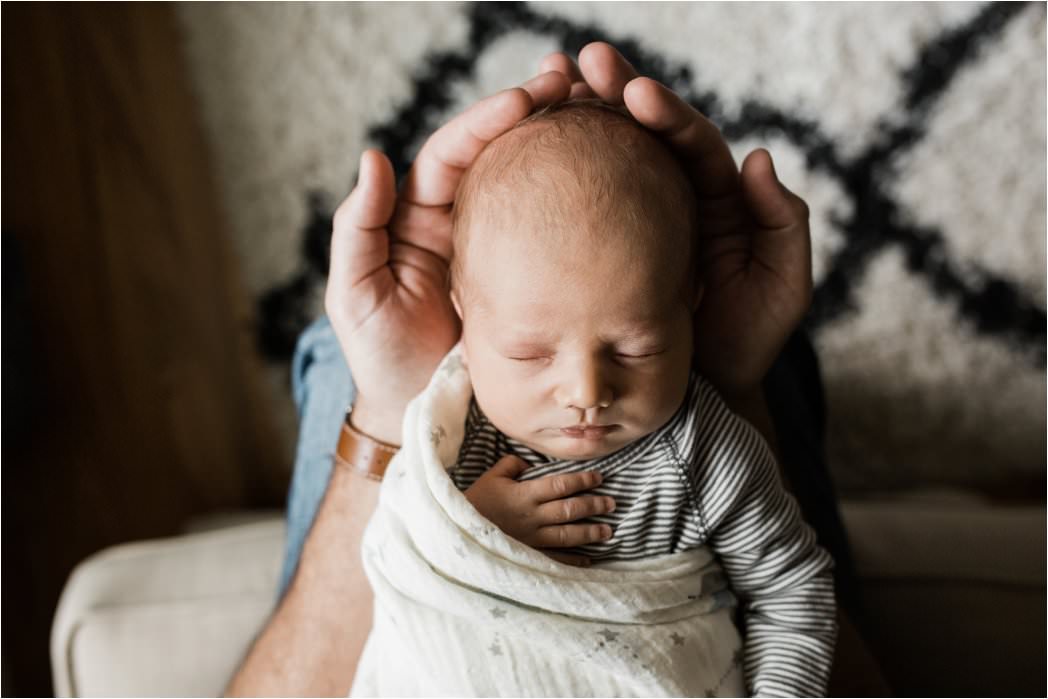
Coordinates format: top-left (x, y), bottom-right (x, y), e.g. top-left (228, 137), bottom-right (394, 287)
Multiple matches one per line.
top-left (51, 517), bottom-right (284, 697)
top-left (51, 496), bottom-right (1046, 696)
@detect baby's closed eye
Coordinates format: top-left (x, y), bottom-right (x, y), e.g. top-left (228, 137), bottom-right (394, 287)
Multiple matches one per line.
top-left (615, 348), bottom-right (666, 359)
top-left (505, 353), bottom-right (553, 363)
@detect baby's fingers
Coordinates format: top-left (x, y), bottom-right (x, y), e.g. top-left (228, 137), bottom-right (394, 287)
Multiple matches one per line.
top-left (536, 494), bottom-right (616, 525)
top-left (533, 523), bottom-right (613, 549)
top-left (527, 470), bottom-right (603, 503)
top-left (484, 454), bottom-right (530, 480)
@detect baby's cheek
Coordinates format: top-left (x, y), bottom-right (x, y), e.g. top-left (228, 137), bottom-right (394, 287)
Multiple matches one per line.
top-left (646, 361), bottom-right (691, 425)
top-left (472, 363), bottom-right (527, 420)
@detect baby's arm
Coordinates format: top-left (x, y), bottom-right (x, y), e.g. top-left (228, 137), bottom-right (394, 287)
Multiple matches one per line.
top-left (693, 381), bottom-right (837, 697)
top-left (463, 454), bottom-right (615, 566)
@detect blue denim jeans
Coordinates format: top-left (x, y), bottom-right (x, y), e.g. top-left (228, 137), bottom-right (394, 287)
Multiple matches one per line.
top-left (278, 316), bottom-right (857, 613)
top-left (278, 316), bottom-right (355, 596)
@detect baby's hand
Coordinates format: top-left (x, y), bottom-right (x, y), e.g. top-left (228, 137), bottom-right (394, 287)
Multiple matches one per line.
top-left (464, 455), bottom-right (615, 567)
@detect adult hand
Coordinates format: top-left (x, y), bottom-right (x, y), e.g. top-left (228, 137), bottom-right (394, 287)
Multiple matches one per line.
top-left (541, 44), bottom-right (813, 399)
top-left (326, 73), bottom-right (572, 444)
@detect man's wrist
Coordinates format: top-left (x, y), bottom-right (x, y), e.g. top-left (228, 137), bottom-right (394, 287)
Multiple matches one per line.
top-left (349, 394), bottom-right (405, 447)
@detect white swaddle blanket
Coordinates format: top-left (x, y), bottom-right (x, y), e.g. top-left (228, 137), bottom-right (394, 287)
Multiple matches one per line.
top-left (350, 349), bottom-right (745, 697)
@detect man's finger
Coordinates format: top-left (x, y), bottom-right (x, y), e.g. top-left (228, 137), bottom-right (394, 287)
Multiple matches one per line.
top-left (740, 148), bottom-right (807, 230)
top-left (527, 470), bottom-right (603, 504)
top-left (577, 41), bottom-right (739, 198)
top-left (622, 77), bottom-right (739, 199)
top-left (569, 82), bottom-right (598, 100)
top-left (740, 148), bottom-right (813, 292)
top-left (534, 523), bottom-right (614, 548)
top-left (520, 70), bottom-right (572, 110)
top-left (399, 87), bottom-right (534, 211)
top-left (539, 51), bottom-right (596, 99)
top-left (577, 41), bottom-right (638, 105)
top-left (328, 149), bottom-right (396, 290)
top-left (540, 51), bottom-right (584, 83)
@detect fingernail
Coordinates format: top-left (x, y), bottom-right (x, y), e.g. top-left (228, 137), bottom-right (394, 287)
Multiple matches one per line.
top-left (605, 497), bottom-right (616, 513)
top-left (601, 525), bottom-right (613, 540)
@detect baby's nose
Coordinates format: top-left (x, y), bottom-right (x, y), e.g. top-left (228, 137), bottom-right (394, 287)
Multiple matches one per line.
top-left (557, 364), bottom-right (613, 412)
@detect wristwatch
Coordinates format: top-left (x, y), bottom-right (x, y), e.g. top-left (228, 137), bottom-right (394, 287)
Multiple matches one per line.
top-left (335, 411), bottom-right (399, 481)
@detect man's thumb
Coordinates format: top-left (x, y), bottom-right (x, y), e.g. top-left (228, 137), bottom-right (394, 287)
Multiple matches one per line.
top-left (740, 148), bottom-right (807, 230)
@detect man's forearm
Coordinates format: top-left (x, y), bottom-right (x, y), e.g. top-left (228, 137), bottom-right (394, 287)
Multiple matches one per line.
top-left (225, 464), bottom-right (380, 697)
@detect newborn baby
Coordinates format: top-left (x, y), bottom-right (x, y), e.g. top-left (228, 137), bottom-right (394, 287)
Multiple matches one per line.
top-left (447, 101), bottom-right (837, 697)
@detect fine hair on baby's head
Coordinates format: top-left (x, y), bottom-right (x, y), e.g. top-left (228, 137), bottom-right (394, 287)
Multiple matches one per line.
top-left (450, 99), bottom-right (697, 307)
top-left (450, 100), bottom-right (701, 460)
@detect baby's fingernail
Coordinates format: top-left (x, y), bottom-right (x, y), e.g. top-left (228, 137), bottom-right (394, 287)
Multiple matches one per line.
top-left (601, 525), bottom-right (613, 540)
top-left (591, 471), bottom-right (603, 485)
top-left (604, 497), bottom-right (616, 512)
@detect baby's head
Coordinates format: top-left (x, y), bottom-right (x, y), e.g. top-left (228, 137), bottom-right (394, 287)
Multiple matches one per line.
top-left (451, 100), bottom-right (700, 460)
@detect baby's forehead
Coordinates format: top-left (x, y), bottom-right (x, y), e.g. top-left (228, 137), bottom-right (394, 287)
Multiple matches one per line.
top-left (462, 223), bottom-right (685, 320)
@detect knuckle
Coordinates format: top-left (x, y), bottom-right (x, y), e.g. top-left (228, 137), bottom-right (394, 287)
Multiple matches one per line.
top-left (590, 497), bottom-right (606, 516)
top-left (551, 475), bottom-right (569, 497)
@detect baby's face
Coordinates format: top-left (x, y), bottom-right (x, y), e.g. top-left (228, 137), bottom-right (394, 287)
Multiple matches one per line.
top-left (455, 223), bottom-right (697, 461)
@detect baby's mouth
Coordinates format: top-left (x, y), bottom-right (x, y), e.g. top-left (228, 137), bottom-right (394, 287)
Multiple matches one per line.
top-left (559, 424), bottom-right (619, 441)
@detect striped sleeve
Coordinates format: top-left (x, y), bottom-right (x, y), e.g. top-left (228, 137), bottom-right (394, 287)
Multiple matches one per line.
top-left (689, 380), bottom-right (838, 698)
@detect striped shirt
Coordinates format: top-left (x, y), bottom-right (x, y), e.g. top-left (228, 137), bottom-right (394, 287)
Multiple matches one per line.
top-left (451, 372), bottom-right (837, 697)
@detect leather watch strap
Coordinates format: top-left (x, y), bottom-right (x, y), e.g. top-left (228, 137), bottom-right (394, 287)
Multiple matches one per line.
top-left (335, 414), bottom-right (399, 481)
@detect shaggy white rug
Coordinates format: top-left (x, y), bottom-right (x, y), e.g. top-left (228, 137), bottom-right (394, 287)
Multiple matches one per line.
top-left (177, 2), bottom-right (1046, 495)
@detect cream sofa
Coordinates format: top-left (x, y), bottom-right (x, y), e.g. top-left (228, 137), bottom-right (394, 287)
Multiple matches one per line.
top-left (51, 492), bottom-right (1046, 697)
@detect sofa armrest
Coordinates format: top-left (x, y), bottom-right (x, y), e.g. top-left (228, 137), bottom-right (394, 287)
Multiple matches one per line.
top-left (841, 492), bottom-right (1046, 697)
top-left (51, 517), bottom-right (284, 697)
